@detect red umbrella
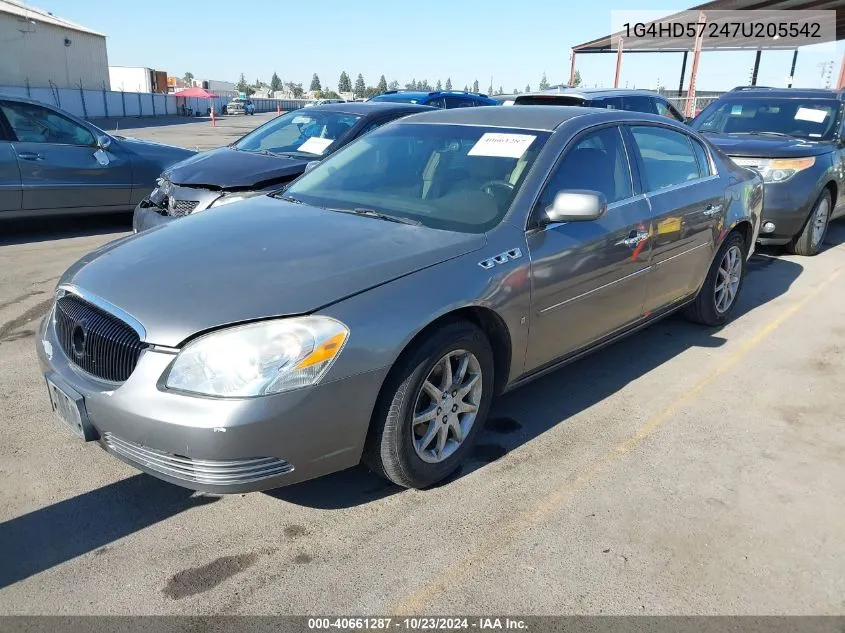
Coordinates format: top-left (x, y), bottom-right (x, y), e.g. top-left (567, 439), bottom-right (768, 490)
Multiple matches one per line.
top-left (173, 87), bottom-right (218, 98)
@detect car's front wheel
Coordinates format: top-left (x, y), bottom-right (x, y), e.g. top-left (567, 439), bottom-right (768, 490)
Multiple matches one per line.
top-left (788, 189), bottom-right (832, 257)
top-left (365, 320), bottom-right (494, 488)
top-left (684, 231), bottom-right (747, 326)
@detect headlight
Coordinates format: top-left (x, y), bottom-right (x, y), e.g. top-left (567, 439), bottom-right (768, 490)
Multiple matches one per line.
top-left (209, 191), bottom-right (264, 208)
top-left (733, 157), bottom-right (815, 183)
top-left (165, 316), bottom-right (349, 398)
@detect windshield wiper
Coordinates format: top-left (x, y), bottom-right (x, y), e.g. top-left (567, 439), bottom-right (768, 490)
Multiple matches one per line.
top-left (743, 131), bottom-right (791, 138)
top-left (328, 207), bottom-right (421, 225)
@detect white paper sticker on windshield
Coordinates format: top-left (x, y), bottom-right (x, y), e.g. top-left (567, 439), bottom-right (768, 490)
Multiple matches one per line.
top-left (468, 133), bottom-right (536, 159)
top-left (502, 100), bottom-right (515, 106)
top-left (794, 107), bottom-right (828, 123)
top-left (291, 115), bottom-right (311, 124)
top-left (297, 137), bottom-right (334, 155)
top-left (730, 105), bottom-right (743, 115)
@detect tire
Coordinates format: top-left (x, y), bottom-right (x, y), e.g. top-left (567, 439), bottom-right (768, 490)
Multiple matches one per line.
top-left (788, 189), bottom-right (832, 257)
top-left (684, 231), bottom-right (747, 326)
top-left (364, 320), bottom-right (495, 489)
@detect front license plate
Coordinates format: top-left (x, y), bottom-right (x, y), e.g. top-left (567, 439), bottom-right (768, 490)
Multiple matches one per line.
top-left (45, 376), bottom-right (94, 441)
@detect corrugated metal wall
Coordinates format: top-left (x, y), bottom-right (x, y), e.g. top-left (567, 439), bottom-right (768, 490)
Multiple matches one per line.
top-left (0, 13), bottom-right (109, 89)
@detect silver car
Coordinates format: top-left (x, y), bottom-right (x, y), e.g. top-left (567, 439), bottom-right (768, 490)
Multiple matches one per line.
top-left (37, 106), bottom-right (762, 493)
top-left (0, 95), bottom-right (194, 218)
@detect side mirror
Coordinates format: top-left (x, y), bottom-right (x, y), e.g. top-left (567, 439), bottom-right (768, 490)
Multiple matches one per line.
top-left (96, 134), bottom-right (112, 151)
top-left (542, 190), bottom-right (607, 225)
top-left (303, 160), bottom-right (320, 174)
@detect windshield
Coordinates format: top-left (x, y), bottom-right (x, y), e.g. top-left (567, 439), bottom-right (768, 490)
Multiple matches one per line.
top-left (233, 109), bottom-right (361, 156)
top-left (693, 98), bottom-right (840, 140)
top-left (282, 123), bottom-right (551, 233)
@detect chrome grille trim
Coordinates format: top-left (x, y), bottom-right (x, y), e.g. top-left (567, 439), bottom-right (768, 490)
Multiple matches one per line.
top-left (54, 294), bottom-right (147, 383)
top-left (168, 199), bottom-right (200, 217)
top-left (102, 433), bottom-right (294, 485)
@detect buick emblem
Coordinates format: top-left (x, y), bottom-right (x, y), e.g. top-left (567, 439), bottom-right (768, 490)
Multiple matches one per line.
top-left (71, 320), bottom-right (88, 358)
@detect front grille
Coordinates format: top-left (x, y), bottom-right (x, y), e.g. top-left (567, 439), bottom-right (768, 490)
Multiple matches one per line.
top-left (168, 199), bottom-right (199, 217)
top-left (54, 294), bottom-right (146, 382)
top-left (102, 433), bottom-right (294, 486)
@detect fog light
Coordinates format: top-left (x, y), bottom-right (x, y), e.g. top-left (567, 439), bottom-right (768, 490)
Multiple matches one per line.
top-left (762, 221), bottom-right (776, 233)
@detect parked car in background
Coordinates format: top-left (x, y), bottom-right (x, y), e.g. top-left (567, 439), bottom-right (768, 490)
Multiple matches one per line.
top-left (691, 86), bottom-right (845, 256)
top-left (499, 88), bottom-right (686, 122)
top-left (225, 98), bottom-right (255, 115)
top-left (0, 95), bottom-right (195, 219)
top-left (368, 90), bottom-right (499, 108)
top-left (42, 106), bottom-right (761, 494)
top-left (133, 102), bottom-right (433, 231)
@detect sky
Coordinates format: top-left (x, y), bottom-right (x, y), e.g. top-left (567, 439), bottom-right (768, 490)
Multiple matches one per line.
top-left (34, 0), bottom-right (844, 93)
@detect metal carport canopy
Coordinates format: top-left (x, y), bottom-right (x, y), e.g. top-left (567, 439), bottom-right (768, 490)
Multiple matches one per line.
top-left (568, 0), bottom-right (845, 115)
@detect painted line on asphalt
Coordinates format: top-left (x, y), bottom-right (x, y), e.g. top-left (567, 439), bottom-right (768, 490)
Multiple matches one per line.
top-left (391, 265), bottom-right (843, 615)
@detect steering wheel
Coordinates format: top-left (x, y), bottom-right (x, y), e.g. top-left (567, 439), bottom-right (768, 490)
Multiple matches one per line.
top-left (480, 180), bottom-right (515, 196)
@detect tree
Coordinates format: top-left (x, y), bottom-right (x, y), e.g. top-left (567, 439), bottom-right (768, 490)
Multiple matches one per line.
top-left (376, 75), bottom-right (388, 94)
top-left (364, 86), bottom-right (380, 99)
top-left (405, 78), bottom-right (417, 90)
top-left (183, 71), bottom-right (194, 86)
top-left (463, 84), bottom-right (469, 92)
top-left (388, 80), bottom-right (400, 90)
top-left (488, 81), bottom-right (494, 94)
top-left (338, 71), bottom-right (352, 93)
top-left (284, 81), bottom-right (304, 98)
top-left (573, 70), bottom-right (582, 87)
top-left (354, 73), bottom-right (366, 97)
top-left (321, 89), bottom-right (341, 99)
top-left (497, 85), bottom-right (504, 95)
top-left (472, 79), bottom-right (479, 93)
top-left (435, 79), bottom-right (442, 91)
top-left (236, 73), bottom-right (253, 95)
top-left (513, 87), bottom-right (520, 94)
top-left (525, 84), bottom-right (531, 92)
top-left (310, 73), bottom-right (322, 91)
top-left (539, 73), bottom-right (549, 90)
top-left (270, 72), bottom-right (282, 92)
top-left (445, 77), bottom-right (452, 90)
top-left (419, 79), bottom-right (432, 91)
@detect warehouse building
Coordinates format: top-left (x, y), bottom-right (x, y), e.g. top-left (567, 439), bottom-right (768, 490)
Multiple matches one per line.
top-left (0, 0), bottom-right (109, 90)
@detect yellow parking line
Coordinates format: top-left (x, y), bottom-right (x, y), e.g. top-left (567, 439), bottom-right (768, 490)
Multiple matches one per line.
top-left (391, 266), bottom-right (842, 615)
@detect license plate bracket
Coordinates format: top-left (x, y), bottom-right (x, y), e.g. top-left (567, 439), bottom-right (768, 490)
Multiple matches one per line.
top-left (45, 374), bottom-right (97, 441)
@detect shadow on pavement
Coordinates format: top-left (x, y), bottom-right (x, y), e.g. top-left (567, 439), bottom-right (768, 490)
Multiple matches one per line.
top-left (0, 474), bottom-right (218, 589)
top-left (0, 213), bottom-right (131, 247)
top-left (269, 251), bottom-right (805, 508)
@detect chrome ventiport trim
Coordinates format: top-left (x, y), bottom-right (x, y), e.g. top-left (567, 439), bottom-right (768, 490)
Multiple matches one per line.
top-left (57, 284), bottom-right (147, 341)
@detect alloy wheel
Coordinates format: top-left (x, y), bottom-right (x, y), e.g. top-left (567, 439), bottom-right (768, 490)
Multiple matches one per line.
top-left (411, 349), bottom-right (483, 464)
top-left (811, 197), bottom-right (830, 250)
top-left (714, 245), bottom-right (743, 314)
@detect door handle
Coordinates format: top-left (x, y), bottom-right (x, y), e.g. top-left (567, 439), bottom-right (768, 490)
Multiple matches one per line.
top-left (703, 204), bottom-right (723, 216)
top-left (17, 152), bottom-right (44, 161)
top-left (617, 230), bottom-right (649, 248)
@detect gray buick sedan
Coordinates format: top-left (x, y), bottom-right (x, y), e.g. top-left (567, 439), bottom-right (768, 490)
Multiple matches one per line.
top-left (38, 106), bottom-right (762, 493)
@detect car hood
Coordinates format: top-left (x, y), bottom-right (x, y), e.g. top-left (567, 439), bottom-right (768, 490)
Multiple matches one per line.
top-left (699, 133), bottom-right (834, 158)
top-left (59, 197), bottom-right (485, 346)
top-left (164, 146), bottom-right (311, 190)
top-left (116, 136), bottom-right (196, 159)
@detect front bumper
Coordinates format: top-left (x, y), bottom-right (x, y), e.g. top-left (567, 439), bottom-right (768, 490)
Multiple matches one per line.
top-left (132, 201), bottom-right (175, 233)
top-left (756, 174), bottom-right (825, 245)
top-left (36, 311), bottom-right (387, 493)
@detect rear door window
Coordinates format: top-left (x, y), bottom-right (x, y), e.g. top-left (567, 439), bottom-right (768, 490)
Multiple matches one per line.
top-left (513, 95), bottom-right (585, 106)
top-left (630, 125), bottom-right (700, 191)
top-left (690, 138), bottom-right (713, 177)
top-left (444, 96), bottom-right (475, 108)
top-left (622, 95), bottom-right (658, 115)
top-left (655, 99), bottom-right (685, 121)
top-left (593, 96), bottom-right (624, 111)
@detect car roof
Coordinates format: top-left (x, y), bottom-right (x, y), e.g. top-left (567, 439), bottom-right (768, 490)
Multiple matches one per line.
top-left (720, 87), bottom-right (845, 100)
top-left (517, 87), bottom-right (663, 100)
top-left (371, 90), bottom-right (494, 101)
top-left (397, 104), bottom-right (672, 131)
top-left (305, 102), bottom-right (435, 116)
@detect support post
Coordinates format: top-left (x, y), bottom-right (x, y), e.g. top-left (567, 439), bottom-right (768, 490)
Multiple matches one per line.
top-left (751, 50), bottom-right (761, 86)
top-left (614, 39), bottom-right (623, 89)
top-left (678, 51), bottom-right (688, 97)
top-left (684, 11), bottom-right (706, 118)
top-left (569, 51), bottom-right (577, 86)
top-left (787, 50), bottom-right (798, 88)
